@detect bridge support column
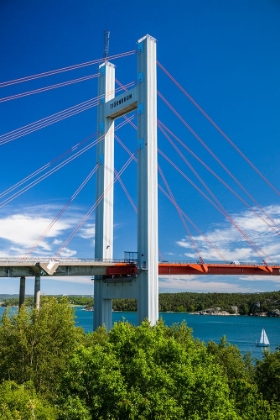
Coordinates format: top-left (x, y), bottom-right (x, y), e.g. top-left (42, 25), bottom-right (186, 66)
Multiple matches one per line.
top-left (19, 276), bottom-right (25, 308)
top-left (136, 35), bottom-right (158, 325)
top-left (34, 275), bottom-right (40, 309)
top-left (94, 60), bottom-right (115, 330)
top-left (94, 281), bottom-right (113, 330)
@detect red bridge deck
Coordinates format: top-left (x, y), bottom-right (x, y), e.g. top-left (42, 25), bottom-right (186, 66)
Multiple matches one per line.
top-left (157, 262), bottom-right (280, 276)
top-left (108, 262), bottom-right (280, 277)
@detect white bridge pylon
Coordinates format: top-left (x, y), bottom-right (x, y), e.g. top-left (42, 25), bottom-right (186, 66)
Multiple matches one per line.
top-left (94, 35), bottom-right (158, 330)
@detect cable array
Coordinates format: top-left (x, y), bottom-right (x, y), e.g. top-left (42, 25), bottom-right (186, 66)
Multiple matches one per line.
top-left (0, 132), bottom-right (98, 200)
top-left (158, 91), bottom-right (280, 233)
top-left (157, 60), bottom-right (280, 197)
top-left (158, 184), bottom-right (227, 262)
top-left (22, 164), bottom-right (99, 260)
top-left (158, 148), bottom-right (274, 264)
top-left (53, 147), bottom-right (139, 257)
top-left (158, 165), bottom-right (205, 263)
top-left (0, 50), bottom-right (136, 88)
top-left (0, 82), bottom-right (134, 147)
top-left (0, 74), bottom-right (98, 103)
top-left (0, 98), bottom-right (98, 146)
top-left (0, 116), bottom-right (134, 209)
top-left (158, 121), bottom-right (280, 237)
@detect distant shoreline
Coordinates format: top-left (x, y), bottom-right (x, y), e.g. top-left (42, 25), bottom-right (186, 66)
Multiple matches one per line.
top-left (81, 307), bottom-right (279, 317)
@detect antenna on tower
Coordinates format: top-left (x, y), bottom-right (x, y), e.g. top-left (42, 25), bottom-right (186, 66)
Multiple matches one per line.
top-left (103, 30), bottom-right (110, 60)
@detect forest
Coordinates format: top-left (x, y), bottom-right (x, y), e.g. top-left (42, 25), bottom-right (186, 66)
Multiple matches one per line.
top-left (0, 297), bottom-right (280, 419)
top-left (2, 290), bottom-right (280, 315)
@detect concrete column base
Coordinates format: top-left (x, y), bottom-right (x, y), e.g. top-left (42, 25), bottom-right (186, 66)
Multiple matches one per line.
top-left (94, 280), bottom-right (112, 330)
top-left (34, 276), bottom-right (40, 309)
top-left (93, 276), bottom-right (159, 330)
top-left (19, 276), bottom-right (25, 308)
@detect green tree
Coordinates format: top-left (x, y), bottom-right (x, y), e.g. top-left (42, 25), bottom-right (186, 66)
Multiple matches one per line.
top-left (0, 380), bottom-right (57, 419)
top-left (255, 350), bottom-right (280, 403)
top-left (60, 321), bottom-right (241, 419)
top-left (207, 336), bottom-right (251, 384)
top-left (239, 303), bottom-right (250, 315)
top-left (60, 345), bottom-right (129, 418)
top-left (176, 304), bottom-right (186, 312)
top-left (0, 297), bottom-right (83, 396)
top-left (207, 337), bottom-right (279, 419)
top-left (57, 396), bottom-right (91, 420)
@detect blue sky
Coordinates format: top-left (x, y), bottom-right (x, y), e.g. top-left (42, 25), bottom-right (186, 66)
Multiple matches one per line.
top-left (1, 0), bottom-right (280, 295)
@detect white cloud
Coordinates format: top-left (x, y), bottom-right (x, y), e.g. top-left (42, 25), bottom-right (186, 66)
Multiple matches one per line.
top-left (79, 223), bottom-right (95, 239)
top-left (0, 205), bottom-right (90, 257)
top-left (176, 205), bottom-right (280, 263)
top-left (43, 276), bottom-right (93, 285)
top-left (159, 275), bottom-right (252, 293)
top-left (0, 214), bottom-right (71, 247)
top-left (238, 274), bottom-right (280, 284)
top-left (58, 247), bottom-right (77, 258)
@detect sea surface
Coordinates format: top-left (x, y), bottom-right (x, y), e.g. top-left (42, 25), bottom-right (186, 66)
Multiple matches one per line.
top-left (1, 306), bottom-right (279, 359)
top-left (74, 308), bottom-right (280, 359)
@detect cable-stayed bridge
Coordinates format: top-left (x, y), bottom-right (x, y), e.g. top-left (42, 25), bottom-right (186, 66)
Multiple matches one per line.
top-left (1, 35), bottom-right (280, 330)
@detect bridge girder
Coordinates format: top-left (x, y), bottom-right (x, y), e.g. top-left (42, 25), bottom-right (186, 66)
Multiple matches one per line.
top-left (0, 261), bottom-right (280, 278)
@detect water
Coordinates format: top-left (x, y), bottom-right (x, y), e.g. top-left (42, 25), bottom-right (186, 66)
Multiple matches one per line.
top-left (75, 308), bottom-right (280, 359)
top-left (1, 306), bottom-right (279, 359)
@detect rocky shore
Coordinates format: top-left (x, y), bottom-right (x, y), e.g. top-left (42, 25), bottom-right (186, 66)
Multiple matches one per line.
top-left (193, 308), bottom-right (280, 317)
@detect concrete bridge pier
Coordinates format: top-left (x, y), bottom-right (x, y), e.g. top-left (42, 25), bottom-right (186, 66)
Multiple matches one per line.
top-left (94, 55), bottom-right (115, 331)
top-left (34, 275), bottom-right (40, 309)
top-left (93, 279), bottom-right (113, 330)
top-left (19, 276), bottom-right (25, 308)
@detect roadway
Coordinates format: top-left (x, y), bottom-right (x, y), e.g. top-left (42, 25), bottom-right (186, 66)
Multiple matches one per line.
top-left (0, 259), bottom-right (280, 278)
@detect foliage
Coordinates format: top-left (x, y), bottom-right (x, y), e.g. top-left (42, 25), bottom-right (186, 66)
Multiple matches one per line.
top-left (60, 321), bottom-right (240, 419)
top-left (66, 296), bottom-right (93, 306)
top-left (255, 350), bottom-right (280, 403)
top-left (0, 299), bottom-right (280, 418)
top-left (0, 380), bottom-right (57, 419)
top-left (0, 297), bottom-right (84, 396)
top-left (2, 291), bottom-right (280, 316)
top-left (159, 291), bottom-right (280, 314)
top-left (112, 298), bottom-right (137, 311)
top-left (0, 294), bottom-right (94, 308)
top-left (206, 337), bottom-right (278, 419)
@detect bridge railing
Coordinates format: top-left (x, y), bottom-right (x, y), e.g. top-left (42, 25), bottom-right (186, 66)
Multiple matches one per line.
top-left (0, 258), bottom-right (135, 264)
top-left (0, 258), bottom-right (278, 267)
top-left (158, 260), bottom-right (279, 267)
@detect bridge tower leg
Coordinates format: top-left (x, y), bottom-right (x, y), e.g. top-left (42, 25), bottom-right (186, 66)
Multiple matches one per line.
top-left (94, 35), bottom-right (158, 330)
top-left (136, 36), bottom-right (158, 325)
top-left (94, 61), bottom-right (115, 330)
top-left (34, 275), bottom-right (40, 309)
top-left (19, 276), bottom-right (25, 308)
